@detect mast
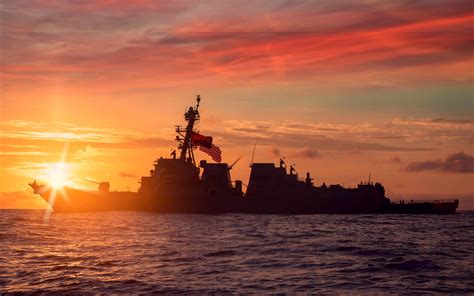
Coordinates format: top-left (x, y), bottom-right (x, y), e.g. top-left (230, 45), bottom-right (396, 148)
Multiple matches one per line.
top-left (249, 138), bottom-right (257, 167)
top-left (176, 95), bottom-right (201, 162)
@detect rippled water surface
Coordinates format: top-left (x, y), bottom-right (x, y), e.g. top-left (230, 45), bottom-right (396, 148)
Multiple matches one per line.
top-left (1, 210), bottom-right (474, 294)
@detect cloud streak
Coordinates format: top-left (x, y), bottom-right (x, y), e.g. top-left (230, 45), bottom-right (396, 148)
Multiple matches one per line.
top-left (0, 120), bottom-right (173, 151)
top-left (292, 148), bottom-right (321, 159)
top-left (209, 116), bottom-right (473, 152)
top-left (1, 1), bottom-right (473, 93)
top-left (406, 152), bottom-right (474, 173)
top-left (0, 120), bottom-right (174, 181)
top-left (118, 172), bottom-right (138, 178)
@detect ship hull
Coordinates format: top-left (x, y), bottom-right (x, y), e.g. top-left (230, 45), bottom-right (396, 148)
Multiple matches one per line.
top-left (35, 186), bottom-right (458, 214)
top-left (388, 200), bottom-right (459, 215)
top-left (36, 186), bottom-right (244, 214)
top-left (37, 187), bottom-right (141, 213)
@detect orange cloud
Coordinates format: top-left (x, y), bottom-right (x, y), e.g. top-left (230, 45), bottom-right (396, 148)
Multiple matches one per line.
top-left (1, 2), bottom-right (472, 93)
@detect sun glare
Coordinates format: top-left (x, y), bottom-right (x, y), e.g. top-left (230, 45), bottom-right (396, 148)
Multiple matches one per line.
top-left (46, 162), bottom-right (70, 188)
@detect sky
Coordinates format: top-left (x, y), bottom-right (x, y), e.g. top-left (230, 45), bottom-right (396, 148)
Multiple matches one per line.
top-left (0, 0), bottom-right (473, 209)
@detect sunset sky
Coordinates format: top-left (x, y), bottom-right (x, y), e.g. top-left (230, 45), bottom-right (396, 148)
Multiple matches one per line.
top-left (1, 0), bottom-right (473, 209)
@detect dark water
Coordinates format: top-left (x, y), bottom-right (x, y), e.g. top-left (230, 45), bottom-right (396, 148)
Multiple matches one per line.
top-left (1, 210), bottom-right (474, 294)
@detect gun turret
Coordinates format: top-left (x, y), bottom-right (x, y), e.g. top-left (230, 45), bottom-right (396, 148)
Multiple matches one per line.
top-left (83, 179), bottom-right (110, 192)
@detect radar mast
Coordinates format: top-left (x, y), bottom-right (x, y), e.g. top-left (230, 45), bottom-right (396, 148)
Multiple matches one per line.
top-left (175, 95), bottom-right (201, 165)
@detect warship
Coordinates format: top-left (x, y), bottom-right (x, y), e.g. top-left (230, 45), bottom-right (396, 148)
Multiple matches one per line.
top-left (30, 96), bottom-right (459, 214)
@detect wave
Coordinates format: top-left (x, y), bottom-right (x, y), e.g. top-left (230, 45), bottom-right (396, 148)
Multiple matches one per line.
top-left (1, 210), bottom-right (473, 294)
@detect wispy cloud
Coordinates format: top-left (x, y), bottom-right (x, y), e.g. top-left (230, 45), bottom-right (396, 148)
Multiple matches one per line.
top-left (118, 172), bottom-right (138, 178)
top-left (0, 120), bottom-right (174, 181)
top-left (292, 148), bottom-right (321, 159)
top-left (1, 1), bottom-right (473, 92)
top-left (388, 156), bottom-right (403, 164)
top-left (406, 152), bottom-right (474, 173)
top-left (270, 146), bottom-right (280, 157)
top-left (2, 115), bottom-right (472, 170)
top-left (207, 116), bottom-right (473, 152)
top-left (0, 120), bottom-right (173, 151)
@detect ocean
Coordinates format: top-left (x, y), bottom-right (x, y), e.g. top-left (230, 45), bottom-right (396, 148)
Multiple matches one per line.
top-left (1, 210), bottom-right (473, 294)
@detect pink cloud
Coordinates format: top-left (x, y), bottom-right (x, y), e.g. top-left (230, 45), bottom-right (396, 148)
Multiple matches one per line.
top-left (1, 2), bottom-right (472, 93)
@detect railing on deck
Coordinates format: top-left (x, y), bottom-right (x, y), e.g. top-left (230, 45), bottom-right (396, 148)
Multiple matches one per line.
top-left (392, 199), bottom-right (458, 204)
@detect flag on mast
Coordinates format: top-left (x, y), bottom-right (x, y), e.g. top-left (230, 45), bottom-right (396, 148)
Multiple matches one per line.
top-left (190, 132), bottom-right (213, 148)
top-left (199, 144), bottom-right (222, 163)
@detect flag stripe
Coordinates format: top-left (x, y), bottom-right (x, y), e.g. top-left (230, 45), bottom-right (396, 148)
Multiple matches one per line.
top-left (199, 144), bottom-right (222, 162)
top-left (199, 148), bottom-right (221, 162)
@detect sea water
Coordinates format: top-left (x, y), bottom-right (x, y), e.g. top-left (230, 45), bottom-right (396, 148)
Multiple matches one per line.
top-left (1, 210), bottom-right (473, 294)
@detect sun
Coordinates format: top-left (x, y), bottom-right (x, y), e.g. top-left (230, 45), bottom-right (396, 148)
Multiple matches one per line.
top-left (46, 162), bottom-right (71, 188)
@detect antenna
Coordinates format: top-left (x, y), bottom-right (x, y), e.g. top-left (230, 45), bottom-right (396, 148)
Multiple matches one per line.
top-left (82, 178), bottom-right (100, 185)
top-left (196, 94), bottom-right (201, 110)
top-left (249, 138), bottom-right (258, 167)
top-left (368, 173), bottom-right (371, 184)
top-left (228, 157), bottom-right (241, 170)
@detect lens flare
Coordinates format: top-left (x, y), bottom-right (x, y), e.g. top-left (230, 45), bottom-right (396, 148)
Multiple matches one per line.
top-left (43, 142), bottom-right (71, 223)
top-left (46, 162), bottom-right (70, 189)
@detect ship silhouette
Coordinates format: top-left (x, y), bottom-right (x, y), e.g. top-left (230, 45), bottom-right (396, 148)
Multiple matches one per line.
top-left (30, 96), bottom-right (459, 214)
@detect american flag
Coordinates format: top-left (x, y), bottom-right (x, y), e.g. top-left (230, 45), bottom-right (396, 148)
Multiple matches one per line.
top-left (199, 144), bottom-right (222, 163)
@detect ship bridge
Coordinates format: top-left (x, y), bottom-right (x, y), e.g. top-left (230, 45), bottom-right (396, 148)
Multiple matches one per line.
top-left (246, 163), bottom-right (304, 198)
